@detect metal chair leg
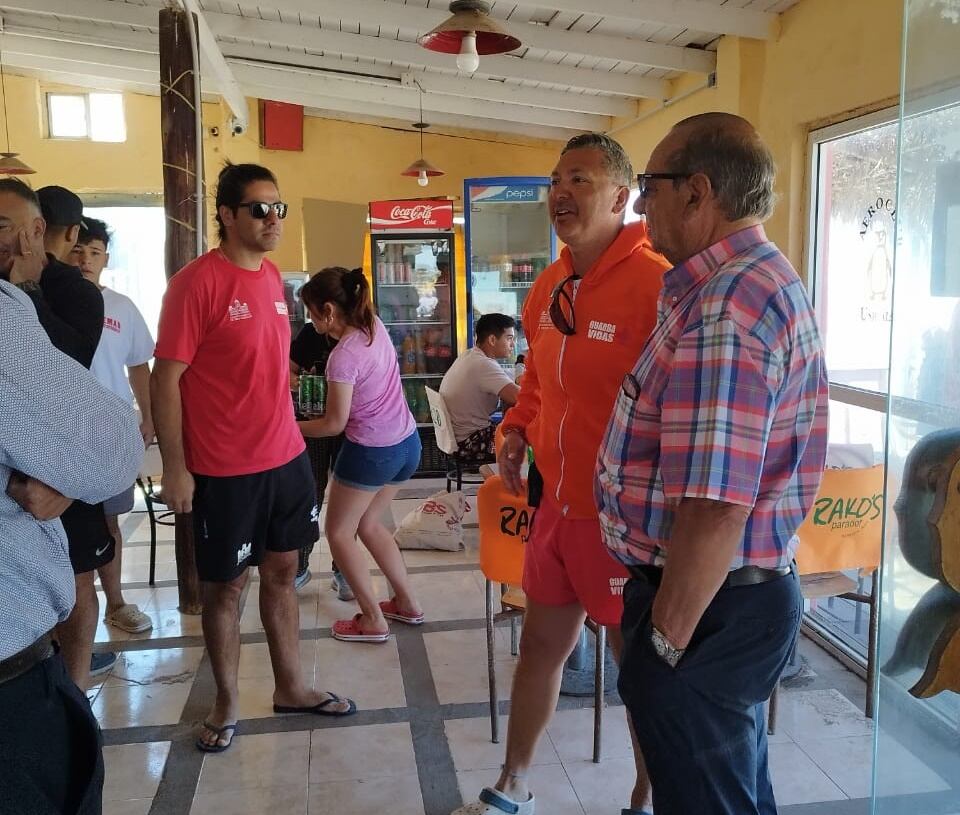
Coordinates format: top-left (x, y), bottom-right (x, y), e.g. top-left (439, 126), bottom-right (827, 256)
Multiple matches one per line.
top-left (593, 623), bottom-right (605, 763)
top-left (139, 477), bottom-right (158, 587)
top-left (486, 579), bottom-right (499, 743)
top-left (510, 616), bottom-right (519, 656)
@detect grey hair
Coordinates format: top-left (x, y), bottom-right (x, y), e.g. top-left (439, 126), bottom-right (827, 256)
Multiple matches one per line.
top-left (560, 132), bottom-right (633, 187)
top-left (668, 114), bottom-right (777, 221)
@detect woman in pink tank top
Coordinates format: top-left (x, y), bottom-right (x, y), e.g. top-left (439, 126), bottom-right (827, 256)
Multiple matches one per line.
top-left (298, 267), bottom-right (423, 643)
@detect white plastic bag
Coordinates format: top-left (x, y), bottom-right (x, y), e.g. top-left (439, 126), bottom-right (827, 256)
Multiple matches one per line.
top-left (395, 490), bottom-right (466, 551)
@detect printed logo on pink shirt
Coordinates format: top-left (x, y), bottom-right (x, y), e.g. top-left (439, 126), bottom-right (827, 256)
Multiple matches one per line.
top-left (275, 301), bottom-right (289, 316)
top-left (228, 299), bottom-right (252, 321)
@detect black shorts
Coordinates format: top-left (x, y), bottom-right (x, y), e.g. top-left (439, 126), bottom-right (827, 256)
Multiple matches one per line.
top-left (60, 501), bottom-right (115, 575)
top-left (192, 451), bottom-right (319, 583)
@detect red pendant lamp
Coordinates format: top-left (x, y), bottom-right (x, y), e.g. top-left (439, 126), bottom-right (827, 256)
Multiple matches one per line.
top-left (401, 89), bottom-right (443, 187)
top-left (0, 40), bottom-right (35, 175)
top-left (419, 1), bottom-right (522, 74)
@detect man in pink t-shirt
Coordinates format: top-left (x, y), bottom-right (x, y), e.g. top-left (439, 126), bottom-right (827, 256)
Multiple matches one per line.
top-left (152, 163), bottom-right (356, 754)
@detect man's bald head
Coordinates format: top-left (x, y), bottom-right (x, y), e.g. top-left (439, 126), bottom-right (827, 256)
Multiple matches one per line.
top-left (663, 112), bottom-right (777, 222)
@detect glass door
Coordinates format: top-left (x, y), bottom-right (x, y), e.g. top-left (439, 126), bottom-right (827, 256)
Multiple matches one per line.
top-left (872, 2), bottom-right (960, 810)
top-left (464, 178), bottom-right (554, 361)
top-left (371, 232), bottom-right (456, 429)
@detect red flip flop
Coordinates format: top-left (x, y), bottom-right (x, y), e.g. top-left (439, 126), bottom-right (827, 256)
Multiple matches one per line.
top-left (332, 614), bottom-right (390, 643)
top-left (379, 598), bottom-right (425, 626)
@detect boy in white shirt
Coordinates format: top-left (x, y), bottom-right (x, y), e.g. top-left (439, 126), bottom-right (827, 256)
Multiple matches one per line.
top-left (439, 313), bottom-right (519, 463)
top-left (73, 218), bottom-right (155, 634)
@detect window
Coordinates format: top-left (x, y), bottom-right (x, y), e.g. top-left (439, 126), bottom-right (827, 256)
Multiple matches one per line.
top-left (47, 92), bottom-right (126, 142)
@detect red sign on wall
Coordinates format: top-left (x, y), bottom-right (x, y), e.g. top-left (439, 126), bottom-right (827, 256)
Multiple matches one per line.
top-left (369, 198), bottom-right (454, 231)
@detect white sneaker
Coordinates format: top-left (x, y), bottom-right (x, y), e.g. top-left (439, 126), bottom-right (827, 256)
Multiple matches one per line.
top-left (451, 788), bottom-right (535, 814)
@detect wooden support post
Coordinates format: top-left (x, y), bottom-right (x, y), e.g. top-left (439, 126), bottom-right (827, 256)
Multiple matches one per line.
top-left (159, 5), bottom-right (203, 615)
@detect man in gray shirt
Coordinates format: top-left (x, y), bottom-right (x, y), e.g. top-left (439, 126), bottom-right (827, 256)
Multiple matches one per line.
top-left (0, 279), bottom-right (143, 814)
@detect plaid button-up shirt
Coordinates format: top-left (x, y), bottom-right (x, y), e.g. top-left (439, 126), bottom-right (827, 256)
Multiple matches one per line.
top-left (595, 225), bottom-right (829, 569)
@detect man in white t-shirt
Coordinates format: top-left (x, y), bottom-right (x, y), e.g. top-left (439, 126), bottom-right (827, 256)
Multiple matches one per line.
top-left (73, 217), bottom-right (155, 634)
top-left (439, 313), bottom-right (519, 463)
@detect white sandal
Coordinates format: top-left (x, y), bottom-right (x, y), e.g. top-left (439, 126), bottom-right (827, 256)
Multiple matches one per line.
top-left (450, 787), bottom-right (535, 814)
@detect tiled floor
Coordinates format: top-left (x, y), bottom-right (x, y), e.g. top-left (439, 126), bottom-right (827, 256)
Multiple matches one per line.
top-left (89, 483), bottom-right (955, 815)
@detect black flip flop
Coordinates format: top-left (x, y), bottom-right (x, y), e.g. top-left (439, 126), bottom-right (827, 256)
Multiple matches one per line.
top-left (272, 691), bottom-right (357, 717)
top-left (196, 721), bottom-right (238, 753)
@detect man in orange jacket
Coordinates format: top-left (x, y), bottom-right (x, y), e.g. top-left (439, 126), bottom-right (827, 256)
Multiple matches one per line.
top-left (453, 134), bottom-right (669, 815)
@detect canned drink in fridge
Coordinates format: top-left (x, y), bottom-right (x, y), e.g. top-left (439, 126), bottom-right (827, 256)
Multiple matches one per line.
top-left (298, 374), bottom-right (314, 415)
top-left (314, 375), bottom-right (327, 415)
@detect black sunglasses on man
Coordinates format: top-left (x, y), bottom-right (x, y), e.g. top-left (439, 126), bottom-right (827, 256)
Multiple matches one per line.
top-left (548, 273), bottom-right (581, 335)
top-left (236, 201), bottom-right (289, 219)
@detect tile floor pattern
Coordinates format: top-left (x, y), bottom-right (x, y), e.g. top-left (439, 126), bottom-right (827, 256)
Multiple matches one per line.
top-left (89, 484), bottom-right (954, 815)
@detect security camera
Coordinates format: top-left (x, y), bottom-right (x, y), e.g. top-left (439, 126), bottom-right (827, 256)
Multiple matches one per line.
top-left (228, 117), bottom-right (246, 136)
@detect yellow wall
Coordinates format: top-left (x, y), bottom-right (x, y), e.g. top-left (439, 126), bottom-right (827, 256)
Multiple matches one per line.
top-left (0, 78), bottom-right (559, 273)
top-left (613, 0), bottom-right (903, 276)
top-left (2, 0), bottom-right (905, 280)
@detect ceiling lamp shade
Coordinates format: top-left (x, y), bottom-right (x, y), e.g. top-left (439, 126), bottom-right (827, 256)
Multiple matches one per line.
top-left (402, 157), bottom-right (445, 188)
top-left (0, 152), bottom-right (35, 175)
top-left (0, 43), bottom-right (35, 175)
top-left (402, 94), bottom-right (444, 187)
top-left (420, 1), bottom-right (522, 74)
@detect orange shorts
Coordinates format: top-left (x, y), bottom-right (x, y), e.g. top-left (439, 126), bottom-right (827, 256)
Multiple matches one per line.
top-left (521, 494), bottom-right (629, 626)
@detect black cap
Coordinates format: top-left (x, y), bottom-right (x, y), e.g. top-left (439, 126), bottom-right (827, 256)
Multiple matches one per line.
top-left (37, 185), bottom-right (86, 228)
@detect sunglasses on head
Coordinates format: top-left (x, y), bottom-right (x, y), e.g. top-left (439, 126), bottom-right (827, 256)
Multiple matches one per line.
top-left (549, 273), bottom-right (581, 336)
top-left (236, 201), bottom-right (288, 219)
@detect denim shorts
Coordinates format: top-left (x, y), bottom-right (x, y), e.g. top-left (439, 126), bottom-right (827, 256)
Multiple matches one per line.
top-left (333, 432), bottom-right (422, 491)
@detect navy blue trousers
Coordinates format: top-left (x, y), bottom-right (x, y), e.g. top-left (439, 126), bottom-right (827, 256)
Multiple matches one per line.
top-left (618, 567), bottom-right (801, 815)
top-left (0, 651), bottom-right (104, 815)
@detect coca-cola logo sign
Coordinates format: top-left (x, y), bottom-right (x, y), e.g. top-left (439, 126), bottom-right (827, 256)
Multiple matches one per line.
top-left (390, 205), bottom-right (435, 221)
top-left (369, 198), bottom-right (453, 231)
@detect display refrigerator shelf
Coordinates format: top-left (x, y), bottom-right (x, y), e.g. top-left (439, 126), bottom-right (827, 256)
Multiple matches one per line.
top-left (401, 373), bottom-right (444, 378)
top-left (385, 320), bottom-right (449, 326)
top-left (499, 283), bottom-right (534, 289)
top-left (416, 422), bottom-right (434, 428)
top-left (377, 283), bottom-right (449, 287)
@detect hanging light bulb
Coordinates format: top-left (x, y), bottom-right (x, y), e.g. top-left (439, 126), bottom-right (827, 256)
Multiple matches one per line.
top-left (420, 1), bottom-right (521, 74)
top-left (401, 85), bottom-right (444, 186)
top-left (456, 31), bottom-right (480, 74)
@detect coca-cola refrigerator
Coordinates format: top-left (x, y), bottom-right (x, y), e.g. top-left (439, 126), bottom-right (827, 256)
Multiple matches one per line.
top-left (369, 197), bottom-right (458, 477)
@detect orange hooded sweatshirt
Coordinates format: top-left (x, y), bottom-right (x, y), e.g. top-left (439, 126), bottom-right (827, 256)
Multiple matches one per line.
top-left (502, 220), bottom-right (669, 519)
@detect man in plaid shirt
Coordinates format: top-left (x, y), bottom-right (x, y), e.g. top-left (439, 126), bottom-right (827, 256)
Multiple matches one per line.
top-left (595, 113), bottom-right (829, 815)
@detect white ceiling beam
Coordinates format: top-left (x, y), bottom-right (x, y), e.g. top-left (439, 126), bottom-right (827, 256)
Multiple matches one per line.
top-left (0, 19), bottom-right (157, 54)
top-left (3, 53), bottom-right (155, 85)
top-left (6, 0), bottom-right (667, 97)
top-left (175, 0), bottom-right (248, 132)
top-left (0, 0), bottom-right (157, 30)
top-left (234, 63), bottom-right (609, 132)
top-left (513, 0), bottom-right (775, 40)
top-left (0, 32), bottom-right (158, 75)
top-left (242, 0), bottom-right (715, 72)
top-left (298, 105), bottom-right (568, 144)
top-left (222, 44), bottom-right (404, 83)
top-left (401, 71), bottom-right (638, 118)
top-left (4, 63), bottom-right (160, 96)
top-left (209, 15), bottom-right (665, 98)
